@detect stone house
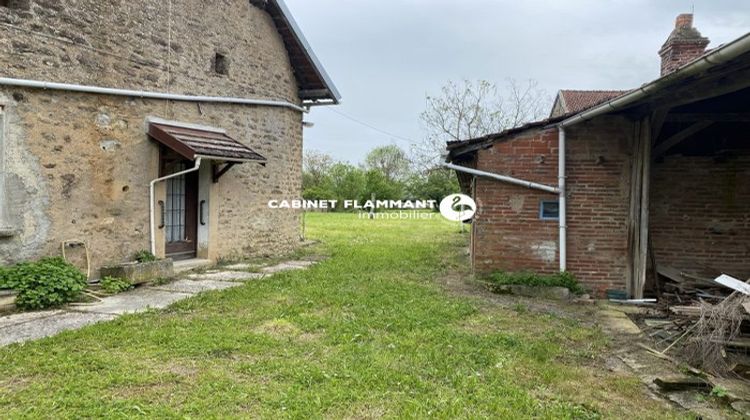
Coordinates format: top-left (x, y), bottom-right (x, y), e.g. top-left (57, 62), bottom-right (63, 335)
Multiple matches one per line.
top-left (0, 0), bottom-right (340, 273)
top-left (446, 14), bottom-right (750, 297)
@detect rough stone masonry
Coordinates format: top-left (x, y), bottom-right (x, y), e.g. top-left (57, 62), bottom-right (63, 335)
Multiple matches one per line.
top-left (0, 0), bottom-right (325, 274)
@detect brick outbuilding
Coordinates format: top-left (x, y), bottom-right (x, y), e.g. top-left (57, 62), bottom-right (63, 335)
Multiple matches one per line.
top-left (446, 15), bottom-right (750, 298)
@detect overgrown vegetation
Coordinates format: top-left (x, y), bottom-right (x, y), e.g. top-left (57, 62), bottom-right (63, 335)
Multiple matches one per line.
top-left (486, 270), bottom-right (585, 295)
top-left (7, 257), bottom-right (87, 310)
top-left (0, 266), bottom-right (17, 290)
top-left (303, 146), bottom-right (459, 207)
top-left (99, 276), bottom-right (133, 295)
top-left (133, 250), bottom-right (157, 263)
top-left (0, 214), bottom-right (678, 418)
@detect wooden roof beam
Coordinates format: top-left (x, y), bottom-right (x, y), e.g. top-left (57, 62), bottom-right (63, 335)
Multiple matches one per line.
top-left (653, 121), bottom-right (714, 157)
top-left (665, 112), bottom-right (750, 122)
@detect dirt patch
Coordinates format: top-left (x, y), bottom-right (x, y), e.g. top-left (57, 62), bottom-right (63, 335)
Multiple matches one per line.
top-left (434, 262), bottom-right (743, 417)
top-left (253, 319), bottom-right (302, 339)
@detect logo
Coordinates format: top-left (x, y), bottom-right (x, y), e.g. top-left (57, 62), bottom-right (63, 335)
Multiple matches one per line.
top-left (439, 194), bottom-right (476, 222)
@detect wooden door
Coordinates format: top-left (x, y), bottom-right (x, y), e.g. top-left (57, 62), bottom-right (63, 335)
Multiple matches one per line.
top-left (162, 158), bottom-right (198, 260)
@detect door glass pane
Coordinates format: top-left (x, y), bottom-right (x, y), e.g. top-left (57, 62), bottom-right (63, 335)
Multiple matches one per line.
top-left (165, 163), bottom-right (186, 243)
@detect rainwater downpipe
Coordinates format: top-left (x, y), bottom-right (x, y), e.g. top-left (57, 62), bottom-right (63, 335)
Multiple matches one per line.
top-left (149, 158), bottom-right (202, 255)
top-left (557, 126), bottom-right (567, 273)
top-left (442, 162), bottom-right (559, 194)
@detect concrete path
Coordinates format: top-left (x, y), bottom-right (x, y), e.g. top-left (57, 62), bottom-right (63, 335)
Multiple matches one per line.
top-left (0, 259), bottom-right (318, 347)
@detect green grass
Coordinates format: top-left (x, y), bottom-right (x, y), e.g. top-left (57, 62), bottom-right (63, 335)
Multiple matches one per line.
top-left (0, 214), bottom-right (679, 418)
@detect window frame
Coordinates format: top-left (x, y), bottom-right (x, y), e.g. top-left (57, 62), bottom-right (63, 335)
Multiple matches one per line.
top-left (539, 200), bottom-right (560, 221)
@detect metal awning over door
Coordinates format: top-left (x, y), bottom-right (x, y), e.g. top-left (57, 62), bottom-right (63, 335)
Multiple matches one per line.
top-left (148, 119), bottom-right (267, 164)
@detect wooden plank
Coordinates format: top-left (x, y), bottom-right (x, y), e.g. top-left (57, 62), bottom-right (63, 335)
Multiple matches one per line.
top-left (658, 266), bottom-right (686, 283)
top-left (652, 121), bottom-right (713, 157)
top-left (651, 108), bottom-right (669, 141)
top-left (669, 305), bottom-right (703, 317)
top-left (635, 116), bottom-right (651, 299)
top-left (626, 120), bottom-right (643, 297)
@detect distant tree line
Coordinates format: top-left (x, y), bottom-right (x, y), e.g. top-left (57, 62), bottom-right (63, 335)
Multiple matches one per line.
top-left (302, 145), bottom-right (459, 210)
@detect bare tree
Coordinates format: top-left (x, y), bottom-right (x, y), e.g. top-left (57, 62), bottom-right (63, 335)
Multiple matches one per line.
top-left (413, 79), bottom-right (549, 170)
top-left (303, 149), bottom-right (334, 186)
top-left (363, 145), bottom-right (410, 182)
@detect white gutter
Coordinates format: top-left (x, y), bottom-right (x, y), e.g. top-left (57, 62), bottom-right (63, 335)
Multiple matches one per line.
top-left (558, 127), bottom-right (567, 272)
top-left (443, 162), bottom-right (559, 194)
top-left (0, 77), bottom-right (307, 113)
top-left (149, 158), bottom-right (202, 256)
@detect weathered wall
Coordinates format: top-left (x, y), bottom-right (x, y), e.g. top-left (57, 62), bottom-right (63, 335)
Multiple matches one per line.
top-left (0, 0), bottom-right (298, 102)
top-left (473, 129), bottom-right (560, 275)
top-left (0, 89), bottom-right (303, 271)
top-left (472, 116), bottom-right (634, 295)
top-left (651, 155), bottom-right (750, 279)
top-left (0, 0), bottom-right (304, 271)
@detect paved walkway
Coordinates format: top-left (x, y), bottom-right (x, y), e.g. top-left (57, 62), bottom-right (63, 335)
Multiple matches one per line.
top-left (0, 260), bottom-right (317, 347)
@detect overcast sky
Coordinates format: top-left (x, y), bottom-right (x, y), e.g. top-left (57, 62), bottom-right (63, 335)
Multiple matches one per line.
top-left (285, 0), bottom-right (749, 164)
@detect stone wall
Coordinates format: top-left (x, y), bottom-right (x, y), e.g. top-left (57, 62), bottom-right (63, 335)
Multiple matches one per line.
top-left (0, 0), bottom-right (298, 102)
top-left (472, 116), bottom-right (634, 296)
top-left (0, 0), bottom-right (305, 271)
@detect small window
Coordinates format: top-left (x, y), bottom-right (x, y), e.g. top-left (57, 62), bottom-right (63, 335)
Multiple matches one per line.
top-left (0, 0), bottom-right (31, 10)
top-left (539, 200), bottom-right (559, 221)
top-left (213, 53), bottom-right (229, 76)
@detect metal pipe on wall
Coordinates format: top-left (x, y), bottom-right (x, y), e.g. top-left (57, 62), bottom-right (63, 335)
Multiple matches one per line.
top-left (557, 127), bottom-right (567, 272)
top-left (442, 162), bottom-right (559, 194)
top-left (0, 77), bottom-right (307, 113)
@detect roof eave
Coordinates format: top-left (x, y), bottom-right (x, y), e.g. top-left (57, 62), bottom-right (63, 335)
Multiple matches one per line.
top-left (271, 0), bottom-right (342, 105)
top-left (559, 31), bottom-right (750, 128)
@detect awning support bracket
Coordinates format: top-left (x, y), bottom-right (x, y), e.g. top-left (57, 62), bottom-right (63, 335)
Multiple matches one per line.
top-left (212, 162), bottom-right (237, 183)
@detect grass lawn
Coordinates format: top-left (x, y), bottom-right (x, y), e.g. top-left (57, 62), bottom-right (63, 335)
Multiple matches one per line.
top-left (0, 213), bottom-right (680, 418)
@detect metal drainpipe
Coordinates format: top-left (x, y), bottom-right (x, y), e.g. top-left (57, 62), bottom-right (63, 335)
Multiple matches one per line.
top-left (442, 162), bottom-right (559, 194)
top-left (149, 158), bottom-right (202, 256)
top-left (0, 77), bottom-right (308, 113)
top-left (558, 127), bottom-right (567, 273)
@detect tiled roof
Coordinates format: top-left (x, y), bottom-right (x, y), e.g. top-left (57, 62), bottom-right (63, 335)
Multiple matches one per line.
top-left (552, 90), bottom-right (629, 117)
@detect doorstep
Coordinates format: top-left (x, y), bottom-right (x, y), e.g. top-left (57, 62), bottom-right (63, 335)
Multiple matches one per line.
top-left (173, 258), bottom-right (213, 273)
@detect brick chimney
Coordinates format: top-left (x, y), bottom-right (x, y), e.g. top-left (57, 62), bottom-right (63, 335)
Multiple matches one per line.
top-left (659, 14), bottom-right (710, 76)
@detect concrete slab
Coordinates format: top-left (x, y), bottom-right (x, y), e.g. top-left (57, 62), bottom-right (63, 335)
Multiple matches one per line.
top-left (600, 310), bottom-right (643, 335)
top-left (224, 263), bottom-right (259, 270)
top-left (151, 279), bottom-right (240, 294)
top-left (0, 256), bottom-right (318, 347)
top-left (0, 310), bottom-right (65, 329)
top-left (71, 288), bottom-right (190, 315)
top-left (0, 312), bottom-right (115, 347)
top-left (186, 271), bottom-right (264, 282)
top-left (173, 258), bottom-right (213, 273)
top-left (262, 261), bottom-right (316, 274)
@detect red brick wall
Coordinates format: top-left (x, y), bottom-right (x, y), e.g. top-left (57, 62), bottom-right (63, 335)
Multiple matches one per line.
top-left (472, 116), bottom-right (634, 295)
top-left (650, 155), bottom-right (750, 279)
top-left (660, 43), bottom-right (709, 76)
